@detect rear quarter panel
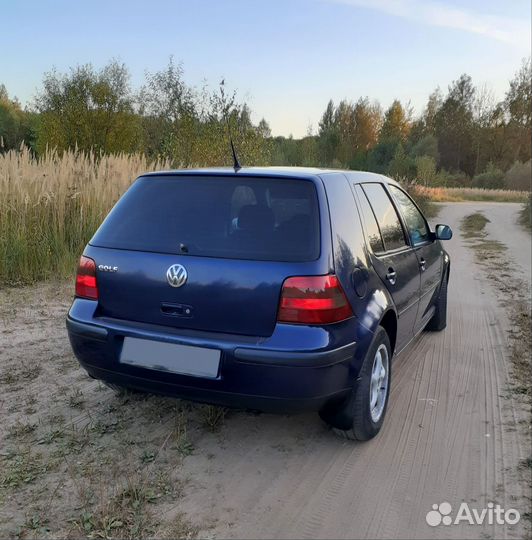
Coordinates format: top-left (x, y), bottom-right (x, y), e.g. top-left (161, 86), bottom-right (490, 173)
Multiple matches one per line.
top-left (320, 173), bottom-right (396, 341)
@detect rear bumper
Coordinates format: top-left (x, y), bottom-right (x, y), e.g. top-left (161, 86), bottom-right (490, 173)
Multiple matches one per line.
top-left (75, 362), bottom-right (350, 413)
top-left (66, 299), bottom-right (368, 413)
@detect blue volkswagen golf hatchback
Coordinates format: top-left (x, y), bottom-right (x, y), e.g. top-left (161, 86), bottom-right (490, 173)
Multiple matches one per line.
top-left (67, 168), bottom-right (452, 440)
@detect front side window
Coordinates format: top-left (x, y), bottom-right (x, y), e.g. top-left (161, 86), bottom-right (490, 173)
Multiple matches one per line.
top-left (361, 183), bottom-right (407, 251)
top-left (388, 185), bottom-right (430, 245)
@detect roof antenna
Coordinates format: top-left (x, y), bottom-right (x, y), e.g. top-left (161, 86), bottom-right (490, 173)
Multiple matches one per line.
top-left (219, 79), bottom-right (241, 172)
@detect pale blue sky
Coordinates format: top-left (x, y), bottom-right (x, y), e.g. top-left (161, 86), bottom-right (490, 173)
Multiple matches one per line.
top-left (1, 0), bottom-right (530, 137)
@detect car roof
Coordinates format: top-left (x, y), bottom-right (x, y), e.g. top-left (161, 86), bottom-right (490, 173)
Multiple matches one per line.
top-left (142, 166), bottom-right (396, 185)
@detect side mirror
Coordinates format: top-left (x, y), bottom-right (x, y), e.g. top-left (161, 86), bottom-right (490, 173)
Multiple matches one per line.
top-left (435, 224), bottom-right (453, 240)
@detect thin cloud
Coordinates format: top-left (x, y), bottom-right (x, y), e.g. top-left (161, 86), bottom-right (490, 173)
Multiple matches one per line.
top-left (330, 0), bottom-right (530, 49)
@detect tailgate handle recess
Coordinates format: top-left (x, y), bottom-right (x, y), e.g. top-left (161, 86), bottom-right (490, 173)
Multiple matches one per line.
top-left (161, 302), bottom-right (193, 318)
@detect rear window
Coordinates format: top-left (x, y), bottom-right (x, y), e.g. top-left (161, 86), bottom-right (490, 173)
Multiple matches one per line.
top-left (90, 175), bottom-right (320, 262)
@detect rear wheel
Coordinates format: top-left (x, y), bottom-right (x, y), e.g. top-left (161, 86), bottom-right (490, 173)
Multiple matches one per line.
top-left (321, 326), bottom-right (392, 441)
top-left (426, 270), bottom-right (448, 331)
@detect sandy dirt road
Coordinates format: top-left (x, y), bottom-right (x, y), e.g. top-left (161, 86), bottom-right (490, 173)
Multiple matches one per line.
top-left (440, 202), bottom-right (531, 288)
top-left (0, 202), bottom-right (530, 539)
top-left (178, 202), bottom-right (530, 540)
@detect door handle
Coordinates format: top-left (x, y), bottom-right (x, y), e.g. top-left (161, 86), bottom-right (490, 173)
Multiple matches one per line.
top-left (419, 258), bottom-right (426, 271)
top-left (385, 268), bottom-right (397, 285)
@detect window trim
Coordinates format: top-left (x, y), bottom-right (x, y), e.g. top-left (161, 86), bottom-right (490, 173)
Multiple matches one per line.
top-left (386, 183), bottom-right (433, 248)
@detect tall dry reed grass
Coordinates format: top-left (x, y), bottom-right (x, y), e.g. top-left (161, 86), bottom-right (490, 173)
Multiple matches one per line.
top-left (415, 185), bottom-right (529, 203)
top-left (0, 148), bottom-right (170, 285)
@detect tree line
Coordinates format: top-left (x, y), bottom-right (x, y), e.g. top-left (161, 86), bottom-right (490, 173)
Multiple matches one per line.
top-left (1, 57), bottom-right (530, 190)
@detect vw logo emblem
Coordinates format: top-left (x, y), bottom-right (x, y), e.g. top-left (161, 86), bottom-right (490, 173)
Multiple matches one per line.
top-left (166, 264), bottom-right (188, 288)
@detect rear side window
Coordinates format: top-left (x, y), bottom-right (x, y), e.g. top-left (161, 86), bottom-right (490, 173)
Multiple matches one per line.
top-left (354, 185), bottom-right (385, 253)
top-left (361, 183), bottom-right (407, 251)
top-left (91, 175), bottom-right (320, 262)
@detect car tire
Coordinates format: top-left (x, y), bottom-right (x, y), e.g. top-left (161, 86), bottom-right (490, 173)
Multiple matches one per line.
top-left (426, 270), bottom-right (448, 331)
top-left (321, 326), bottom-right (392, 441)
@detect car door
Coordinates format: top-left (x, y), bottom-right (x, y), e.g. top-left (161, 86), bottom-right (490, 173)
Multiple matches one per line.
top-left (387, 184), bottom-right (444, 331)
top-left (355, 183), bottom-right (421, 352)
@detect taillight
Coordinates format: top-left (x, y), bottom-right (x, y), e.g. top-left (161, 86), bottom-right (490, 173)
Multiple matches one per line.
top-left (277, 275), bottom-right (353, 325)
top-left (75, 256), bottom-right (98, 300)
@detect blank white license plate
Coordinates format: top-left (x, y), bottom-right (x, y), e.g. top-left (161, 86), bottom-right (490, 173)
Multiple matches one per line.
top-left (120, 337), bottom-right (220, 378)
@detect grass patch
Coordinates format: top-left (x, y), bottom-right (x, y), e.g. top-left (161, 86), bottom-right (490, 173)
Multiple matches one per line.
top-left (0, 363), bottom-right (42, 386)
top-left (1, 451), bottom-right (47, 488)
top-left (519, 196), bottom-right (531, 232)
top-left (36, 428), bottom-right (65, 446)
top-left (461, 212), bottom-right (490, 238)
top-left (67, 388), bottom-right (85, 409)
top-left (460, 212), bottom-right (508, 257)
top-left (140, 450), bottom-right (156, 464)
top-left (200, 405), bottom-right (228, 433)
top-left (14, 514), bottom-right (51, 538)
top-left (474, 239), bottom-right (504, 250)
top-left (70, 474), bottom-right (170, 539)
top-left (65, 459), bottom-right (190, 539)
top-left (157, 514), bottom-right (199, 539)
top-left (507, 300), bottom-right (532, 398)
top-left (173, 412), bottom-right (195, 457)
top-left (7, 420), bottom-right (37, 439)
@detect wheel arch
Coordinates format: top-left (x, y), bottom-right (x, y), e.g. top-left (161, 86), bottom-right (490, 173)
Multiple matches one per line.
top-left (444, 251), bottom-right (451, 282)
top-left (379, 309), bottom-right (397, 355)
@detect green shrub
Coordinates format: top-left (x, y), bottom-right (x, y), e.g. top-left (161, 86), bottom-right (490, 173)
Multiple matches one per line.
top-left (410, 135), bottom-right (439, 161)
top-left (388, 144), bottom-right (416, 179)
top-left (505, 161), bottom-right (531, 191)
top-left (434, 169), bottom-right (471, 187)
top-left (472, 162), bottom-right (505, 189)
top-left (414, 155), bottom-right (437, 186)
